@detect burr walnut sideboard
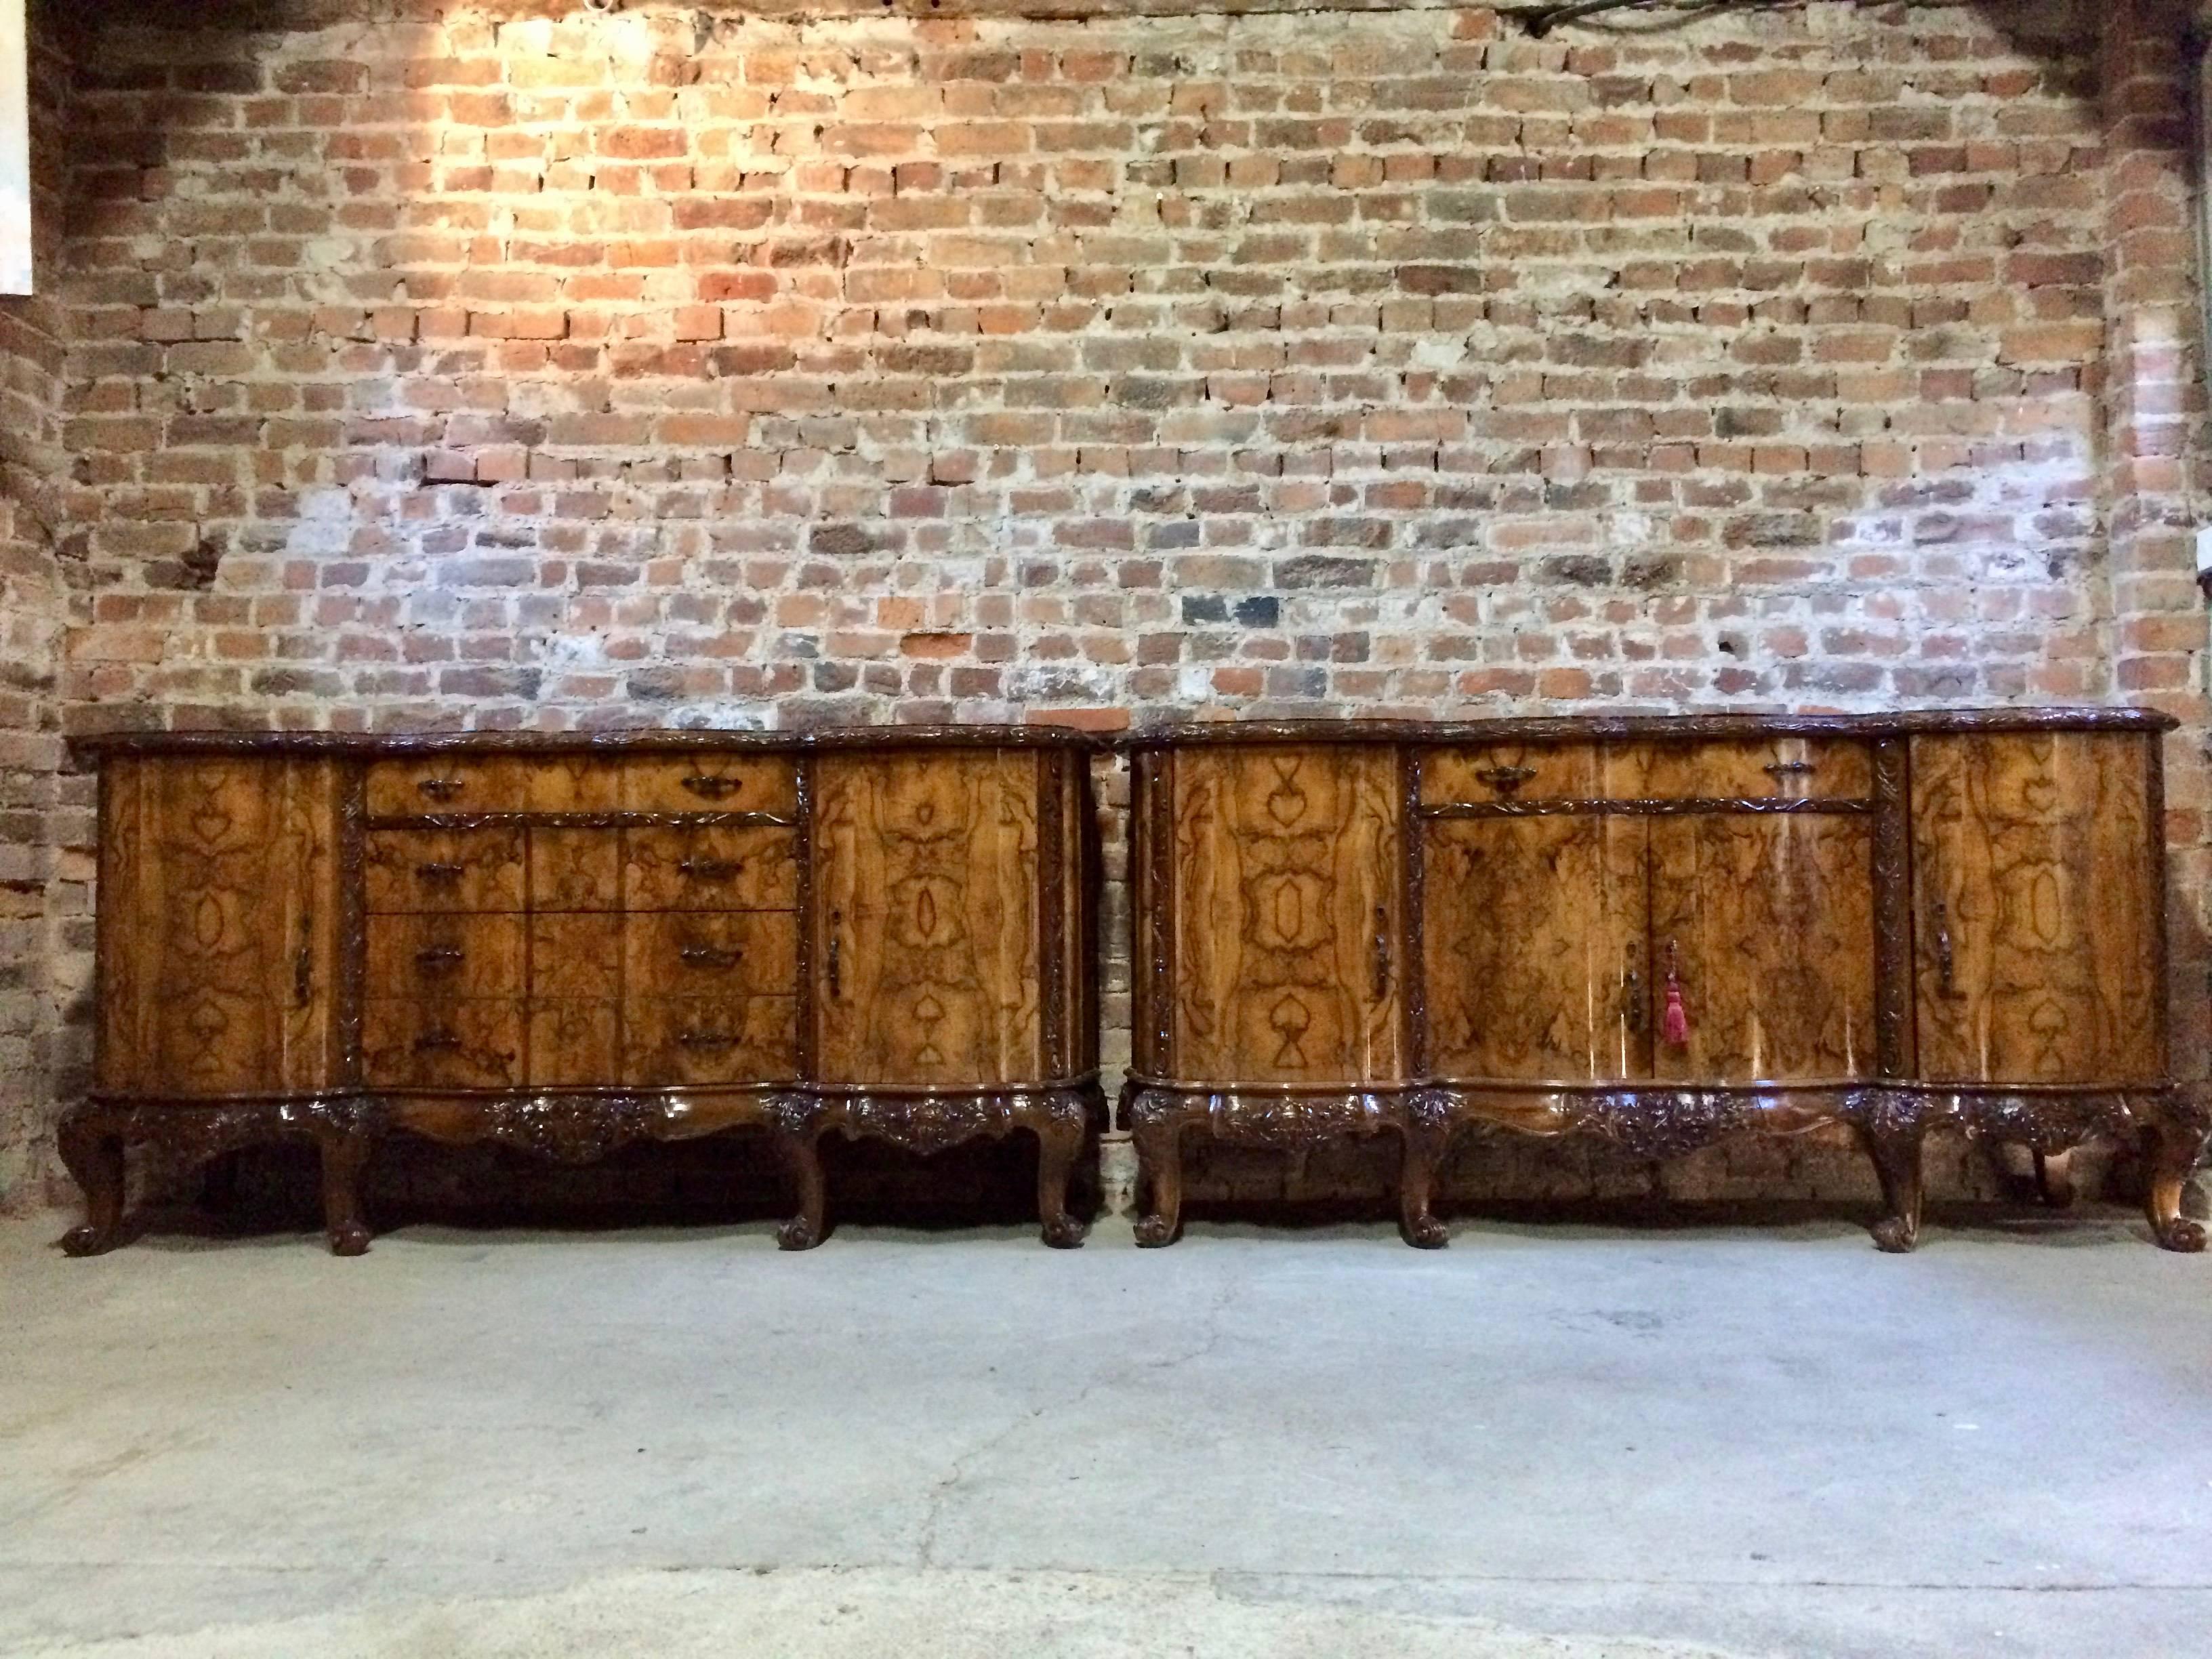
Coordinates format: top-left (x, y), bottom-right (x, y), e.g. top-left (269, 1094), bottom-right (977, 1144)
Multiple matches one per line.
top-left (61, 726), bottom-right (1103, 1254)
top-left (1122, 710), bottom-right (2209, 1252)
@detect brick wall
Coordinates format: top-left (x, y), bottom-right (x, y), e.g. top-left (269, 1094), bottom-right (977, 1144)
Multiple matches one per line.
top-left (5, 0), bottom-right (2205, 1217)
top-left (0, 7), bottom-right (75, 1208)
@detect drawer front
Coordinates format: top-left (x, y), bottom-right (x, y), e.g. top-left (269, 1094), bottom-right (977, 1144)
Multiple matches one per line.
top-left (364, 998), bottom-right (523, 1089)
top-left (624, 996), bottom-right (798, 1086)
top-left (365, 913), bottom-right (527, 1000)
top-left (530, 827), bottom-right (623, 912)
top-left (1603, 739), bottom-right (1873, 802)
top-left (529, 1001), bottom-right (621, 1087)
top-left (625, 911), bottom-right (800, 1000)
top-left (364, 828), bottom-right (525, 913)
top-left (620, 754), bottom-right (798, 817)
top-left (531, 913), bottom-right (625, 1001)
top-left (366, 754), bottom-right (621, 817)
top-left (1422, 744), bottom-right (1602, 806)
top-left (624, 825), bottom-right (799, 912)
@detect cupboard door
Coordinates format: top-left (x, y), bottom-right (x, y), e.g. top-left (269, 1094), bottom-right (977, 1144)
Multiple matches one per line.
top-left (1424, 815), bottom-right (1650, 1082)
top-left (97, 756), bottom-right (344, 1097)
top-left (812, 752), bottom-right (1043, 1087)
top-left (1169, 746), bottom-right (1404, 1085)
top-left (1647, 815), bottom-right (1877, 1084)
top-left (1911, 734), bottom-right (2162, 1084)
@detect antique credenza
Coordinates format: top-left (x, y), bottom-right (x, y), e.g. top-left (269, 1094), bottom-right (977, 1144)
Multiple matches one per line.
top-left (1122, 711), bottom-right (2208, 1251)
top-left (62, 726), bottom-right (1102, 1253)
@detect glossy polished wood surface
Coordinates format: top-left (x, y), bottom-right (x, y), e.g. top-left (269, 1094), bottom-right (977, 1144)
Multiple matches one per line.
top-left (1424, 813), bottom-right (1648, 1082)
top-left (96, 755), bottom-right (345, 1097)
top-left (1167, 745), bottom-right (1406, 1086)
top-left (812, 750), bottom-right (1044, 1088)
top-left (1124, 713), bottom-right (2191, 1252)
top-left (72, 729), bottom-right (1102, 1253)
top-left (1911, 733), bottom-right (2163, 1085)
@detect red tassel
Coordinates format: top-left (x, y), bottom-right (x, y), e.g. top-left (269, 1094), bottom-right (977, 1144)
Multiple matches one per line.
top-left (1661, 939), bottom-right (1690, 1047)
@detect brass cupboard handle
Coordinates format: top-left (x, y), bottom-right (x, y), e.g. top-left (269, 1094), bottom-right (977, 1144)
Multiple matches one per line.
top-left (1372, 905), bottom-right (1390, 998)
top-left (1473, 763), bottom-right (1537, 794)
top-left (828, 910), bottom-right (842, 997)
top-left (1933, 898), bottom-right (1955, 994)
top-left (679, 945), bottom-right (744, 970)
top-left (680, 774), bottom-right (742, 800)
top-left (293, 914), bottom-right (313, 1008)
top-left (416, 777), bottom-right (466, 802)
top-left (678, 857), bottom-right (744, 881)
top-left (1622, 963), bottom-right (1644, 1033)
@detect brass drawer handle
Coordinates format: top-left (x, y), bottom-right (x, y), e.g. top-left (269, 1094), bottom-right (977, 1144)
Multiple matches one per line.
top-left (677, 1029), bottom-right (741, 1048)
top-left (415, 946), bottom-right (464, 970)
top-left (1473, 763), bottom-right (1536, 794)
top-left (679, 945), bottom-right (744, 970)
top-left (416, 777), bottom-right (466, 801)
top-left (680, 774), bottom-right (742, 800)
top-left (415, 861), bottom-right (464, 883)
top-left (1763, 760), bottom-right (1818, 779)
top-left (414, 1029), bottom-right (462, 1052)
top-left (678, 857), bottom-right (744, 881)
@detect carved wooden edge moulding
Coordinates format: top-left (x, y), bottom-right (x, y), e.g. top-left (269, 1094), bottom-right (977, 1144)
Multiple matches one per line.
top-left (1117, 1080), bottom-right (2211, 1254)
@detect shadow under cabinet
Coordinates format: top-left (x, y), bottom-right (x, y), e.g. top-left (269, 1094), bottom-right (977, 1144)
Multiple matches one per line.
top-left (60, 725), bottom-right (1103, 1253)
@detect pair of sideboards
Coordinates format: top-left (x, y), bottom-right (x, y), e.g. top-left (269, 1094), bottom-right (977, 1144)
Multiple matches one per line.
top-left (56, 710), bottom-right (2209, 1256)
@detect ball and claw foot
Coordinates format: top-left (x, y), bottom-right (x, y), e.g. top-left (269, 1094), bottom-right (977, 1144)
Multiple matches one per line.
top-left (327, 1223), bottom-right (372, 1258)
top-left (1871, 1215), bottom-right (1921, 1254)
top-left (1132, 1212), bottom-right (1179, 1248)
top-left (776, 1215), bottom-right (824, 1251)
top-left (1040, 1213), bottom-right (1087, 1249)
top-left (1401, 1212), bottom-right (1448, 1250)
top-left (60, 1224), bottom-right (119, 1258)
top-left (2153, 1216), bottom-right (2207, 1253)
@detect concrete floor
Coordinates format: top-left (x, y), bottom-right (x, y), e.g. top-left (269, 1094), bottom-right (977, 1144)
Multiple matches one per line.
top-left (1, 1206), bottom-right (2209, 1659)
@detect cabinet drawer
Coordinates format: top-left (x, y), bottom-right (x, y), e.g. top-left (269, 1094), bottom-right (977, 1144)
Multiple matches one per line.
top-left (620, 754), bottom-right (798, 817)
top-left (529, 1001), bottom-right (620, 1087)
top-left (624, 825), bottom-right (798, 911)
top-left (1422, 744), bottom-right (1601, 806)
top-left (531, 914), bottom-right (624, 1001)
top-left (530, 827), bottom-right (623, 912)
top-left (364, 828), bottom-right (525, 913)
top-left (366, 755), bottom-right (620, 817)
top-left (624, 912), bottom-right (798, 999)
top-left (1603, 739), bottom-right (1872, 801)
top-left (365, 913), bottom-right (526, 1000)
top-left (624, 996), bottom-right (797, 1086)
top-left (364, 998), bottom-right (523, 1089)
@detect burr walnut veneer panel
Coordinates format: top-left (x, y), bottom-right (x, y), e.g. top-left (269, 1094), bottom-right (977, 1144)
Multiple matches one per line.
top-left (63, 729), bottom-right (1101, 1256)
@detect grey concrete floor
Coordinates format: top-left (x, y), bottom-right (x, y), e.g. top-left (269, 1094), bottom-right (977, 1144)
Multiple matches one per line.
top-left (1, 1205), bottom-right (2209, 1659)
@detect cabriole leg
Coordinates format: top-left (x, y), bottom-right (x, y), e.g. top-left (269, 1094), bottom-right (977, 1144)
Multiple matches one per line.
top-left (1131, 1105), bottom-right (1185, 1248)
top-left (1035, 1105), bottom-right (1088, 1248)
top-left (1862, 1124), bottom-right (1925, 1254)
top-left (316, 1120), bottom-right (374, 1258)
top-left (775, 1128), bottom-right (829, 1251)
top-left (2032, 1147), bottom-right (2075, 1210)
top-left (1398, 1111), bottom-right (1449, 1250)
top-left (58, 1113), bottom-right (126, 1258)
top-left (2144, 1116), bottom-right (2208, 1254)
